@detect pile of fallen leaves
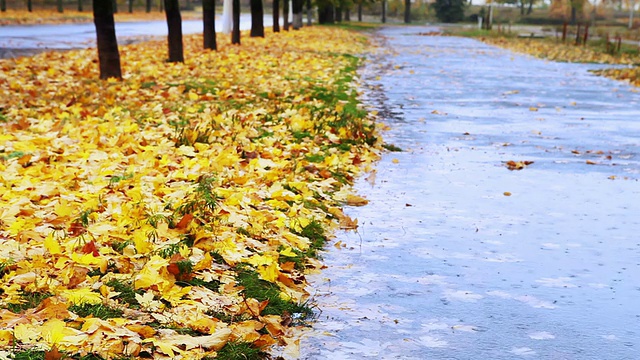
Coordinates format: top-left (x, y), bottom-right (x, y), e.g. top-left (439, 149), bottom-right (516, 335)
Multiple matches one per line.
top-left (0, 27), bottom-right (380, 359)
top-left (479, 36), bottom-right (640, 88)
top-left (0, 9), bottom-right (201, 25)
top-left (482, 37), bottom-right (638, 65)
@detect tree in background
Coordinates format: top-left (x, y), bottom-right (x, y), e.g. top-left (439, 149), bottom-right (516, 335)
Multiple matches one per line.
top-left (93, 0), bottom-right (122, 79)
top-left (164, 0), bottom-right (184, 62)
top-left (203, 0), bottom-right (217, 50)
top-left (251, 0), bottom-right (265, 36)
top-left (232, 0), bottom-right (241, 44)
top-left (432, 0), bottom-right (466, 22)
top-left (283, 0), bottom-right (290, 30)
top-left (404, 0), bottom-right (411, 22)
top-left (317, 0), bottom-right (335, 24)
top-left (273, 0), bottom-right (280, 32)
top-left (292, 0), bottom-right (303, 28)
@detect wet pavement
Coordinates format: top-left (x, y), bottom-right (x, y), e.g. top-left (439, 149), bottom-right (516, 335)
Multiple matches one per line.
top-left (299, 26), bottom-right (640, 359)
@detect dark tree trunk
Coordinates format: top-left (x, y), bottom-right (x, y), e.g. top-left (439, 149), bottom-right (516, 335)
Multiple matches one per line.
top-left (93, 0), bottom-right (122, 79)
top-left (404, 0), bottom-right (410, 23)
top-left (203, 0), bottom-right (217, 50)
top-left (57, 0), bottom-right (63, 12)
top-left (382, 0), bottom-right (386, 23)
top-left (306, 0), bottom-right (312, 25)
top-left (78, 0), bottom-right (83, 12)
top-left (232, 0), bottom-right (241, 44)
top-left (318, 4), bottom-right (334, 24)
top-left (527, 0), bottom-right (534, 14)
top-left (146, 0), bottom-right (151, 12)
top-left (519, 0), bottom-right (525, 15)
top-left (1, 0), bottom-right (6, 12)
top-left (358, 2), bottom-right (362, 21)
top-left (28, 0), bottom-right (33, 12)
top-left (164, 0), bottom-right (184, 62)
top-left (345, 8), bottom-right (350, 21)
top-left (571, 6), bottom-right (576, 25)
top-left (292, 0), bottom-right (303, 28)
top-left (128, 0), bottom-right (133, 13)
top-left (273, 0), bottom-right (280, 32)
top-left (250, 0), bottom-right (265, 37)
top-left (112, 0), bottom-right (118, 13)
top-left (283, 0), bottom-right (289, 30)
top-left (336, 7), bottom-right (342, 22)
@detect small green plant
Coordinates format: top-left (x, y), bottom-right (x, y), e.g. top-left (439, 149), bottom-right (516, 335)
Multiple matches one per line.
top-left (212, 341), bottom-right (267, 360)
top-left (236, 267), bottom-right (313, 318)
top-left (11, 349), bottom-right (46, 360)
top-left (292, 219), bottom-right (328, 258)
top-left (69, 303), bottom-right (123, 319)
top-left (108, 172), bottom-right (134, 187)
top-left (106, 279), bottom-right (143, 308)
top-left (382, 143), bottom-right (403, 152)
top-left (7, 292), bottom-right (53, 313)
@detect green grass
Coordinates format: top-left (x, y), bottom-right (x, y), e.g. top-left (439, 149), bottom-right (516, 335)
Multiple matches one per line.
top-left (69, 303), bottom-right (123, 319)
top-left (7, 291), bottom-right (53, 313)
top-left (382, 143), bottom-right (403, 152)
top-left (292, 219), bottom-right (328, 259)
top-left (106, 279), bottom-right (143, 308)
top-left (210, 341), bottom-right (268, 360)
top-left (236, 267), bottom-right (313, 319)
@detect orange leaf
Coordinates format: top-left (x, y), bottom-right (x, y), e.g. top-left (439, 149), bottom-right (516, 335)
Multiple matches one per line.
top-left (175, 213), bottom-right (193, 230)
top-left (44, 345), bottom-right (64, 360)
top-left (81, 241), bottom-right (100, 257)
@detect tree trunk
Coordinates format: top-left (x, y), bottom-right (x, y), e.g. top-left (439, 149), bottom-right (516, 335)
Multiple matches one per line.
top-left (283, 0), bottom-right (289, 30)
top-left (57, 0), bottom-right (63, 12)
top-left (571, 6), bottom-right (576, 25)
top-left (128, 0), bottom-right (133, 13)
top-left (292, 0), bottom-right (303, 28)
top-left (273, 0), bottom-right (280, 32)
top-left (78, 0), bottom-right (83, 12)
top-left (527, 0), bottom-right (533, 15)
top-left (404, 0), bottom-right (410, 23)
top-left (358, 2), bottom-right (362, 21)
top-left (164, 0), bottom-right (184, 62)
top-left (250, 0), bottom-right (265, 37)
top-left (1, 0), bottom-right (6, 12)
top-left (112, 0), bottom-right (118, 13)
top-left (232, 0), bottom-right (241, 44)
top-left (382, 0), bottom-right (386, 23)
top-left (146, 0), bottom-right (151, 12)
top-left (318, 4), bottom-right (334, 24)
top-left (336, 7), bottom-right (342, 22)
top-left (93, 0), bottom-right (122, 79)
top-left (306, 0), bottom-right (312, 25)
top-left (203, 0), bottom-right (217, 50)
top-left (519, 0), bottom-right (525, 15)
top-left (345, 8), bottom-right (351, 21)
top-left (28, 0), bottom-right (33, 12)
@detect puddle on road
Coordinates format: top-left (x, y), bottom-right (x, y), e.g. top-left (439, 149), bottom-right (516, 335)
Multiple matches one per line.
top-left (299, 27), bottom-right (640, 360)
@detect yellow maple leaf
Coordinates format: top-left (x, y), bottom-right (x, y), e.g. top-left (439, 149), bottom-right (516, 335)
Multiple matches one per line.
top-left (44, 233), bottom-right (62, 255)
top-left (257, 262), bottom-right (279, 283)
top-left (61, 287), bottom-right (103, 305)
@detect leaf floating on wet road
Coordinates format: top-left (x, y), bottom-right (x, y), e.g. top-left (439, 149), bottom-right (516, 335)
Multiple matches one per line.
top-left (505, 160), bottom-right (534, 171)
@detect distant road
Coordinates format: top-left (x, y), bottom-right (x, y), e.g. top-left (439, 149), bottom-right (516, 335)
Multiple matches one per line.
top-left (0, 15), bottom-right (271, 50)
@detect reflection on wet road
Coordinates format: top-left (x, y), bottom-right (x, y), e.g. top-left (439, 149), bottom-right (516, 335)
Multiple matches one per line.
top-left (300, 27), bottom-right (640, 359)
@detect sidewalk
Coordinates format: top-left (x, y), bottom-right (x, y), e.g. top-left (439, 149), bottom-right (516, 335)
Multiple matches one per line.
top-left (300, 26), bottom-right (640, 359)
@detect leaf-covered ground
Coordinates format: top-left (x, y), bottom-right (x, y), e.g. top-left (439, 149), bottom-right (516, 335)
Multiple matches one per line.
top-left (476, 36), bottom-right (640, 87)
top-left (0, 10), bottom-right (201, 25)
top-left (0, 27), bottom-right (381, 359)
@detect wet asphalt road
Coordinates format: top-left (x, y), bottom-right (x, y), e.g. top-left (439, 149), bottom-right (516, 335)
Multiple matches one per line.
top-left (300, 26), bottom-right (640, 359)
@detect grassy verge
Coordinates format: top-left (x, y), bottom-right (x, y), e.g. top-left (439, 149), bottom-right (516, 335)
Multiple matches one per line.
top-left (0, 27), bottom-right (380, 359)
